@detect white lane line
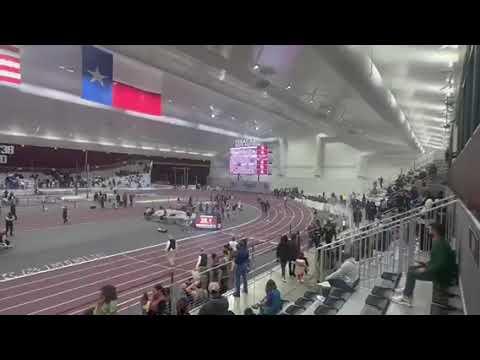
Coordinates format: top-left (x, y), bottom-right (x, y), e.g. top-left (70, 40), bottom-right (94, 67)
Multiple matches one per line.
top-left (0, 205), bottom-right (267, 297)
top-left (115, 201), bottom-right (310, 314)
top-left (64, 205), bottom-right (294, 315)
top-left (0, 206), bottom-right (277, 312)
top-left (112, 200), bottom-right (308, 314)
top-left (11, 199), bottom-right (303, 315)
top-left (0, 203), bottom-right (261, 284)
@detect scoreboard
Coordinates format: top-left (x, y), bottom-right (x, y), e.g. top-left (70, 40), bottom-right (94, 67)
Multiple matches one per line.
top-left (194, 214), bottom-right (222, 229)
top-left (0, 144), bottom-right (14, 164)
top-left (229, 144), bottom-right (272, 176)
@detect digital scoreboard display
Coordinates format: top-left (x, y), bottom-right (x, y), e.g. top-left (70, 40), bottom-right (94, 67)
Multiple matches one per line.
top-left (229, 144), bottom-right (271, 176)
top-left (195, 215), bottom-right (222, 229)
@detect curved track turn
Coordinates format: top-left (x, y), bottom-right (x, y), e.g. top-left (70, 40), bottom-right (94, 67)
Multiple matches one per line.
top-left (0, 191), bottom-right (313, 315)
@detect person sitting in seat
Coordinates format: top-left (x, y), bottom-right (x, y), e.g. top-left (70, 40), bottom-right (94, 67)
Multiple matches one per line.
top-left (324, 251), bottom-right (359, 292)
top-left (392, 223), bottom-right (457, 307)
top-left (259, 279), bottom-right (282, 315)
top-left (198, 282), bottom-right (229, 315)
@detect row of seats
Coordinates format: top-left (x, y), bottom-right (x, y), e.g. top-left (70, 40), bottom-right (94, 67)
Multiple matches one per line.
top-left (431, 284), bottom-right (464, 315)
top-left (282, 278), bottom-right (360, 315)
top-left (360, 272), bottom-right (402, 315)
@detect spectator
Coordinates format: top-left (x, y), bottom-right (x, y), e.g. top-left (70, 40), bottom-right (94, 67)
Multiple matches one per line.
top-left (325, 251), bottom-right (359, 292)
top-left (10, 200), bottom-right (17, 221)
top-left (62, 205), bottom-right (68, 224)
top-left (176, 297), bottom-right (190, 315)
top-left (219, 248), bottom-right (232, 293)
top-left (233, 239), bottom-right (250, 297)
top-left (392, 223), bottom-right (457, 307)
top-left (198, 282), bottom-right (229, 315)
top-left (259, 279), bottom-right (282, 315)
top-left (295, 252), bottom-right (309, 283)
top-left (122, 192), bottom-right (128, 208)
top-left (147, 284), bottom-right (169, 315)
top-left (276, 235), bottom-right (290, 282)
top-left (140, 292), bottom-right (149, 315)
top-left (195, 248), bottom-right (209, 289)
top-left (209, 253), bottom-right (221, 284)
top-left (5, 212), bottom-right (14, 237)
top-left (287, 235), bottom-right (299, 278)
top-left (93, 285), bottom-right (118, 315)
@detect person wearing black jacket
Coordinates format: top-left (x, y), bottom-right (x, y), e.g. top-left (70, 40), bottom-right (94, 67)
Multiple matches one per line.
top-left (5, 212), bottom-right (14, 237)
top-left (10, 201), bottom-right (17, 221)
top-left (288, 235), bottom-right (299, 277)
top-left (276, 235), bottom-right (290, 282)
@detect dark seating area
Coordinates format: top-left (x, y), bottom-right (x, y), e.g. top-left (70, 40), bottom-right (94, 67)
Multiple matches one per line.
top-left (283, 278), bottom-right (360, 315)
top-left (360, 272), bottom-right (402, 315)
top-left (430, 284), bottom-right (464, 315)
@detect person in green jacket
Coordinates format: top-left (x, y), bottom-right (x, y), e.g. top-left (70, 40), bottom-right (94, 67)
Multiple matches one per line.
top-left (392, 223), bottom-right (457, 307)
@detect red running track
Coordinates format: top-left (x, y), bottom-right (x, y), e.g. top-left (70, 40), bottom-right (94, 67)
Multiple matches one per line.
top-left (0, 192), bottom-right (313, 315)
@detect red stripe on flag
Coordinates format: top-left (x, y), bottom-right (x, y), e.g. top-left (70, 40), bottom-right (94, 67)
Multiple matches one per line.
top-left (0, 54), bottom-right (20, 63)
top-left (0, 45), bottom-right (20, 53)
top-left (0, 65), bottom-right (20, 73)
top-left (112, 82), bottom-right (162, 116)
top-left (0, 76), bottom-right (21, 85)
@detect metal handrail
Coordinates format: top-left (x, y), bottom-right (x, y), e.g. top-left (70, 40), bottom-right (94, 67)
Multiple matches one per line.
top-left (316, 196), bottom-right (457, 252)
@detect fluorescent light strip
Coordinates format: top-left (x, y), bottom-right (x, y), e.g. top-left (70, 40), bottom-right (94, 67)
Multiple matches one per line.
top-left (6, 83), bottom-right (267, 141)
top-left (0, 130), bottom-right (216, 157)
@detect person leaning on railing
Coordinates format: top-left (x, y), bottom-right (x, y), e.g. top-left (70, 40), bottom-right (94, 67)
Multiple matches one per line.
top-left (324, 251), bottom-right (359, 292)
top-left (392, 223), bottom-right (457, 307)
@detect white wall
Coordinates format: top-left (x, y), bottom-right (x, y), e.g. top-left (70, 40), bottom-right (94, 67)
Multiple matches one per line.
top-left (209, 138), bottom-right (376, 195)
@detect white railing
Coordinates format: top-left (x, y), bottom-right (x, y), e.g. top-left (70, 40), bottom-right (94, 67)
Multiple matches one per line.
top-left (314, 198), bottom-right (458, 287)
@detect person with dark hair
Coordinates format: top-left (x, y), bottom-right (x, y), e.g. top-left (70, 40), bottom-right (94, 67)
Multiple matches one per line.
top-left (5, 212), bottom-right (14, 237)
top-left (233, 239), bottom-right (250, 297)
top-left (392, 223), bottom-right (457, 307)
top-left (198, 282), bottom-right (229, 315)
top-left (147, 284), bottom-right (169, 315)
top-left (165, 236), bottom-right (176, 267)
top-left (259, 279), bottom-right (282, 315)
top-left (276, 235), bottom-right (290, 282)
top-left (10, 200), bottom-right (17, 221)
top-left (62, 205), bottom-right (68, 224)
top-left (93, 284), bottom-right (118, 315)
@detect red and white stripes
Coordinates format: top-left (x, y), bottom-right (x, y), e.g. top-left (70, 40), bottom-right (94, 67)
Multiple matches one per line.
top-left (0, 45), bottom-right (21, 85)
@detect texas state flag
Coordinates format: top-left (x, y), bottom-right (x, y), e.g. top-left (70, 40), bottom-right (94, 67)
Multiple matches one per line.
top-left (81, 45), bottom-right (162, 115)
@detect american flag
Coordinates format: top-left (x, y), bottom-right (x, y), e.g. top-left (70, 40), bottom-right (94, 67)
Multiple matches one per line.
top-left (0, 45), bottom-right (21, 85)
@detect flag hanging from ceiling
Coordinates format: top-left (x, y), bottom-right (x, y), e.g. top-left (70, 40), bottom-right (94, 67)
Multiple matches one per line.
top-left (0, 45), bottom-right (21, 85)
top-left (81, 45), bottom-right (162, 115)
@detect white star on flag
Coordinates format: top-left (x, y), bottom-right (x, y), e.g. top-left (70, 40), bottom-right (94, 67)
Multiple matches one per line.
top-left (88, 66), bottom-right (107, 86)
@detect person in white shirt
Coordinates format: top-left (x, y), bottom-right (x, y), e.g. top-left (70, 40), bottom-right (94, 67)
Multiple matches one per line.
top-left (229, 237), bottom-right (238, 253)
top-left (325, 251), bottom-right (359, 292)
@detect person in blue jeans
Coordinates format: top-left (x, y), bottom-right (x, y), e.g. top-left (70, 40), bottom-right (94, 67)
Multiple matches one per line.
top-left (233, 239), bottom-right (250, 297)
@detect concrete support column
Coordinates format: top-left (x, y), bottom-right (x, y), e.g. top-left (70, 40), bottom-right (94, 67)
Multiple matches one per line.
top-left (315, 135), bottom-right (327, 177)
top-left (277, 137), bottom-right (287, 177)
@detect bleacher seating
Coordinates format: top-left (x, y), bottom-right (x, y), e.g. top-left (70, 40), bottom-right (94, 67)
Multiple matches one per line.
top-left (282, 278), bottom-right (360, 315)
top-left (360, 272), bottom-right (402, 315)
